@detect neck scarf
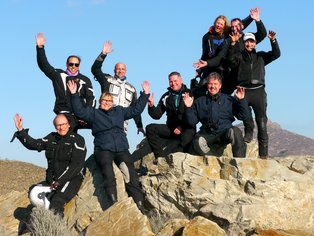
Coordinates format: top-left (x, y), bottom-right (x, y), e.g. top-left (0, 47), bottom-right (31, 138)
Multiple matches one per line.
top-left (66, 69), bottom-right (79, 77)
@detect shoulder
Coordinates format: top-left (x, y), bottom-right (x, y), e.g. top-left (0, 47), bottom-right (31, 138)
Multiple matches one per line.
top-left (69, 132), bottom-right (85, 142)
top-left (78, 73), bottom-right (91, 81)
top-left (56, 69), bottom-right (65, 73)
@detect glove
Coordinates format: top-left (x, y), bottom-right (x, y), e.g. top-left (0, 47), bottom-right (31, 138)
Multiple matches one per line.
top-left (50, 181), bottom-right (60, 190)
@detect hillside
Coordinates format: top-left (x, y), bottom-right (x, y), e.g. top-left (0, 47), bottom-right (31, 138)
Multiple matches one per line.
top-left (0, 160), bottom-right (45, 196)
top-left (237, 120), bottom-right (314, 156)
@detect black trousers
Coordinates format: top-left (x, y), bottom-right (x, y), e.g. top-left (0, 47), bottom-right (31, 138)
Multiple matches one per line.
top-left (94, 150), bottom-right (143, 203)
top-left (192, 126), bottom-right (246, 157)
top-left (30, 174), bottom-right (83, 216)
top-left (245, 87), bottom-right (268, 156)
top-left (146, 124), bottom-right (195, 158)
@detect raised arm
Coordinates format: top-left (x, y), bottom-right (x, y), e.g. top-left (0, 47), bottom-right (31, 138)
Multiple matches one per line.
top-left (36, 32), bottom-right (47, 48)
top-left (11, 113), bottom-right (47, 151)
top-left (14, 113), bottom-right (24, 131)
top-left (263, 30), bottom-right (281, 65)
top-left (36, 32), bottom-right (58, 79)
top-left (91, 41), bottom-right (113, 87)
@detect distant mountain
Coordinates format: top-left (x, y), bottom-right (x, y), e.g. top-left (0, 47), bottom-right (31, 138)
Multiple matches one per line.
top-left (237, 120), bottom-right (314, 157)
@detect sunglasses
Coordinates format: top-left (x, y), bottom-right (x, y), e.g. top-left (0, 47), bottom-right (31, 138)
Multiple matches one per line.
top-left (68, 62), bottom-right (80, 67)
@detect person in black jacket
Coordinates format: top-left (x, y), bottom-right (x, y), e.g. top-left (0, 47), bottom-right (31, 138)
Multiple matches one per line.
top-left (91, 40), bottom-right (144, 135)
top-left (222, 7), bottom-right (267, 95)
top-left (227, 31), bottom-right (281, 159)
top-left (223, 7), bottom-right (267, 143)
top-left (183, 72), bottom-right (249, 157)
top-left (11, 113), bottom-right (86, 216)
top-left (67, 79), bottom-right (150, 213)
top-left (36, 32), bottom-right (96, 132)
top-left (146, 72), bottom-right (195, 164)
top-left (191, 7), bottom-right (262, 99)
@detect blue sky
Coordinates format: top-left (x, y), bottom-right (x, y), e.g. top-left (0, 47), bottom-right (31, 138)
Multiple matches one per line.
top-left (1, 0), bottom-right (313, 167)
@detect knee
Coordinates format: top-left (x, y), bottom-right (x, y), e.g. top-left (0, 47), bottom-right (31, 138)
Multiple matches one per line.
top-left (119, 162), bottom-right (130, 184)
top-left (256, 118), bottom-right (267, 130)
top-left (145, 124), bottom-right (157, 136)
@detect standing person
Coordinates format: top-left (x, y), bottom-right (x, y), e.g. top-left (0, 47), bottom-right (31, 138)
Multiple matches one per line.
top-left (227, 31), bottom-right (281, 159)
top-left (223, 7), bottom-right (267, 143)
top-left (11, 113), bottom-right (86, 216)
top-left (36, 32), bottom-right (96, 132)
top-left (91, 40), bottom-right (145, 135)
top-left (223, 7), bottom-right (267, 95)
top-left (183, 72), bottom-right (250, 158)
top-left (67, 79), bottom-right (150, 213)
top-left (146, 72), bottom-right (195, 164)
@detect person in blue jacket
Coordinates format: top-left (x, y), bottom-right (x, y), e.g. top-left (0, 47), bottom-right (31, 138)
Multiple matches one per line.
top-left (183, 72), bottom-right (250, 157)
top-left (67, 79), bottom-right (150, 213)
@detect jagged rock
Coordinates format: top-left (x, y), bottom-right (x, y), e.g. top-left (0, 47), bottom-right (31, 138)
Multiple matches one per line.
top-left (85, 197), bottom-right (153, 236)
top-left (139, 153), bottom-right (314, 235)
top-left (0, 190), bottom-right (30, 236)
top-left (1, 140), bottom-right (314, 236)
top-left (64, 155), bottom-right (153, 235)
top-left (182, 216), bottom-right (227, 236)
top-left (155, 219), bottom-right (189, 236)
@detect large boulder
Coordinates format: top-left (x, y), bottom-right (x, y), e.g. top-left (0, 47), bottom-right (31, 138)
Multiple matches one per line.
top-left (138, 152), bottom-right (314, 235)
top-left (1, 140), bottom-right (314, 236)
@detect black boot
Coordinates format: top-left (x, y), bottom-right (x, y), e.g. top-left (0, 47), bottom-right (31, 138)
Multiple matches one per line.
top-left (108, 193), bottom-right (117, 206)
top-left (243, 117), bottom-right (254, 143)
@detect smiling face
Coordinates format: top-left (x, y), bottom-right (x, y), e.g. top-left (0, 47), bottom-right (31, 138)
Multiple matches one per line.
top-left (244, 39), bottom-right (256, 52)
top-left (168, 74), bottom-right (183, 92)
top-left (207, 74), bottom-right (222, 96)
top-left (66, 56), bottom-right (81, 74)
top-left (231, 19), bottom-right (243, 34)
top-left (114, 62), bottom-right (127, 79)
top-left (53, 114), bottom-right (70, 136)
top-left (214, 18), bottom-right (226, 35)
top-left (99, 93), bottom-right (113, 111)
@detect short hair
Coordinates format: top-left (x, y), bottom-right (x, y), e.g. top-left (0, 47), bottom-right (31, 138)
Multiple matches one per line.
top-left (231, 18), bottom-right (242, 25)
top-left (207, 72), bottom-right (222, 84)
top-left (66, 55), bottom-right (81, 64)
top-left (53, 114), bottom-right (68, 126)
top-left (168, 71), bottom-right (181, 79)
top-left (99, 92), bottom-right (113, 104)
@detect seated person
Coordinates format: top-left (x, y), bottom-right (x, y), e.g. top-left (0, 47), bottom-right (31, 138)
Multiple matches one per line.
top-left (11, 113), bottom-right (86, 216)
top-left (146, 72), bottom-right (195, 164)
top-left (183, 72), bottom-right (250, 157)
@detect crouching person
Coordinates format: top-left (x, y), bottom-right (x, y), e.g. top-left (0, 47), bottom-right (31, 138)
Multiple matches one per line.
top-left (11, 113), bottom-right (86, 217)
top-left (67, 79), bottom-right (151, 214)
top-left (183, 72), bottom-right (250, 157)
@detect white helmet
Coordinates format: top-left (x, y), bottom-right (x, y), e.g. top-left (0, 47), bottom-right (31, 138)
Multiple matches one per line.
top-left (29, 185), bottom-right (51, 210)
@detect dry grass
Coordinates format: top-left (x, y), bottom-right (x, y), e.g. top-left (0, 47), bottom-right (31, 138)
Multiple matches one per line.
top-left (0, 159), bottom-right (45, 195)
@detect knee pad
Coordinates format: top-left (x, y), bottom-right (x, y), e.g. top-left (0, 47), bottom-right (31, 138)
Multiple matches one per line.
top-left (227, 128), bottom-right (235, 145)
top-left (119, 162), bottom-right (130, 184)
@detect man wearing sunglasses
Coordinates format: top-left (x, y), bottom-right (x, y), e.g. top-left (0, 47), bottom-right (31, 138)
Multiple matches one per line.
top-left (36, 32), bottom-right (96, 132)
top-left (91, 41), bottom-right (145, 136)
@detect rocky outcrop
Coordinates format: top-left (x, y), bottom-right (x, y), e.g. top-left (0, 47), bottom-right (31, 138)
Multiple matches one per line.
top-left (1, 140), bottom-right (314, 235)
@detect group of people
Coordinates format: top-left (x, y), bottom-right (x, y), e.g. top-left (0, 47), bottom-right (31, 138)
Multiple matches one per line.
top-left (11, 6), bottom-right (280, 217)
